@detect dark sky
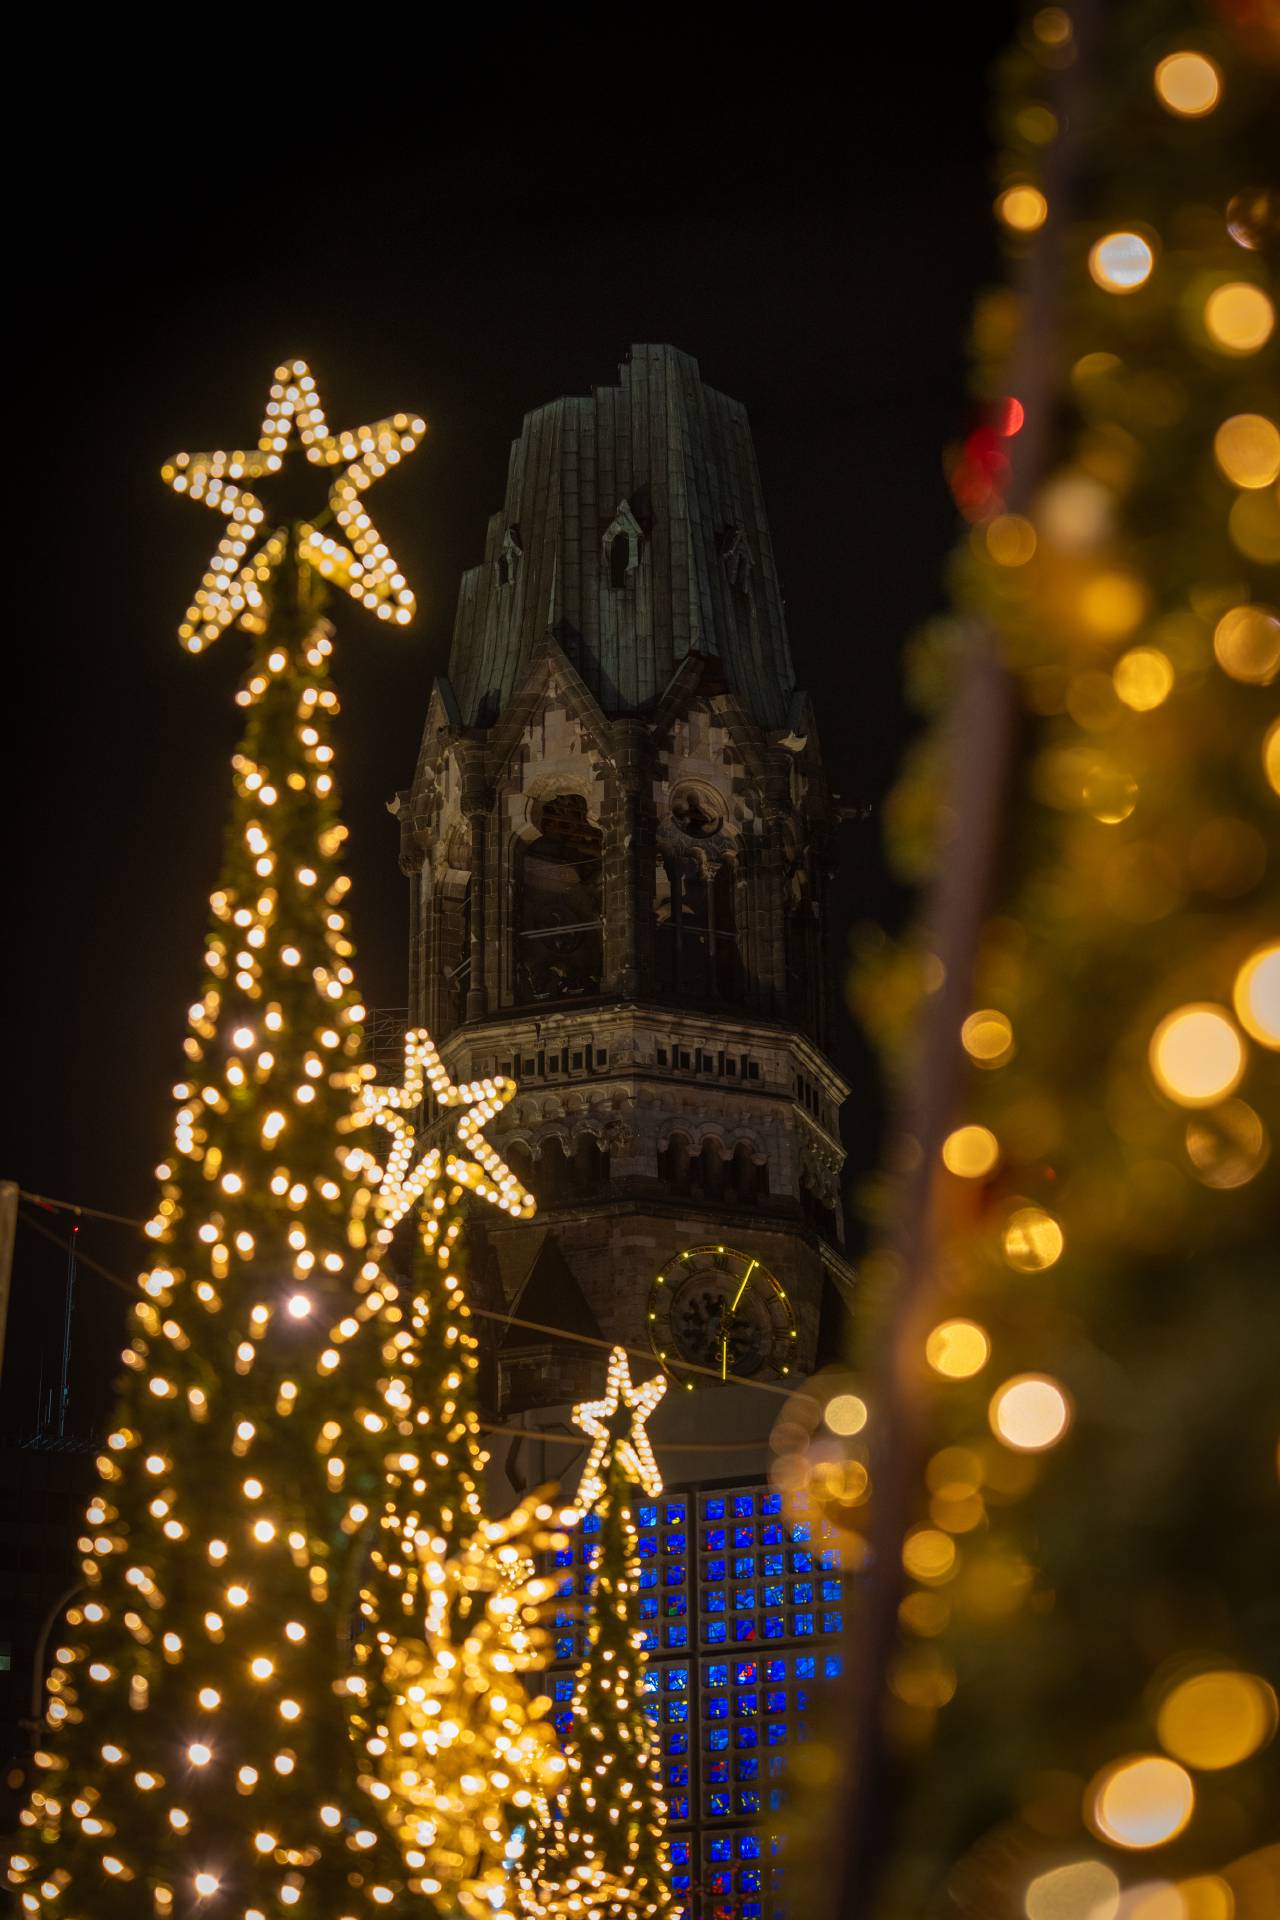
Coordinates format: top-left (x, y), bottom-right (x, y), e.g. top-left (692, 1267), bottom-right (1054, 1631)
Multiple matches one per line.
top-left (5, 17), bottom-right (1016, 1437)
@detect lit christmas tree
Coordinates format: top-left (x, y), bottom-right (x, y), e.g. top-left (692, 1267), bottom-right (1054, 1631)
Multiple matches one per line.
top-left (525, 1348), bottom-right (675, 1920)
top-left (5, 361), bottom-right (544, 1919)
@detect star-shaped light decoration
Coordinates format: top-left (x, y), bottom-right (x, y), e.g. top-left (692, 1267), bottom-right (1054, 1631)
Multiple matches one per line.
top-left (572, 1345), bottom-right (667, 1515)
top-left (351, 1028), bottom-right (536, 1246)
top-left (161, 358), bottom-right (424, 652)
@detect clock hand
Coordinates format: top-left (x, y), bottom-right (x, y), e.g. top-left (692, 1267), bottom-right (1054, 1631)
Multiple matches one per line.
top-left (729, 1258), bottom-right (758, 1314)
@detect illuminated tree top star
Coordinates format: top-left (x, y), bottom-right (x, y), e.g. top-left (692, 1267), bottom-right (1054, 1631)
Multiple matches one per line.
top-left (161, 357), bottom-right (425, 653)
top-left (572, 1345), bottom-right (667, 1513)
top-left (352, 1028), bottom-right (536, 1239)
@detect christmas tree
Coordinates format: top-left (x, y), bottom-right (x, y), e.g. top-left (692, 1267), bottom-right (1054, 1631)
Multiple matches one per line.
top-left (6, 360), bottom-right (495, 1920)
top-left (525, 1348), bottom-right (674, 1920)
top-left (821, 9), bottom-right (1279, 1918)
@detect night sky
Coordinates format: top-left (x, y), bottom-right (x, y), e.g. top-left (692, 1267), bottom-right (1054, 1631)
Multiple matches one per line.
top-left (5, 16), bottom-right (1017, 1437)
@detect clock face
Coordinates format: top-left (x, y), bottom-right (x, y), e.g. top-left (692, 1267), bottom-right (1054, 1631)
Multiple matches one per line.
top-left (648, 1244), bottom-right (797, 1388)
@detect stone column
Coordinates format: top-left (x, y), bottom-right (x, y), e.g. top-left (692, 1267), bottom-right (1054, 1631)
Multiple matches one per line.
top-left (604, 720), bottom-right (651, 998)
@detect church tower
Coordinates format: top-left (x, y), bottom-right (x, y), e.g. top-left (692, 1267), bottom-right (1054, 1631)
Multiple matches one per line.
top-left (394, 344), bottom-right (850, 1430)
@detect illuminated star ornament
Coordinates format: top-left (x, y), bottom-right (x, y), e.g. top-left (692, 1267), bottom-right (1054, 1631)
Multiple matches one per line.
top-left (572, 1345), bottom-right (667, 1514)
top-left (161, 358), bottom-right (424, 651)
top-left (355, 1028), bottom-right (536, 1240)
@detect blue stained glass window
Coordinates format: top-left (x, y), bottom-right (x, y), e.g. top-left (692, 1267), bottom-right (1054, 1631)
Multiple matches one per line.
top-left (705, 1620), bottom-right (727, 1644)
top-left (761, 1492), bottom-right (782, 1515)
top-left (733, 1494), bottom-right (755, 1517)
top-left (641, 1699), bottom-right (660, 1723)
top-left (743, 1904), bottom-right (763, 1920)
top-left (790, 1522), bottom-right (811, 1543)
top-left (557, 1577), bottom-right (574, 1598)
top-left (664, 1565), bottom-right (686, 1587)
top-left (736, 1789), bottom-right (761, 1815)
top-left (705, 1498), bottom-right (726, 1521)
top-left (735, 1692), bottom-right (759, 1716)
top-left (555, 1633), bottom-right (574, 1659)
top-left (733, 1620), bottom-right (757, 1642)
top-left (765, 1689), bottom-right (786, 1713)
top-left (709, 1792), bottom-right (730, 1817)
top-left (669, 1793), bottom-right (689, 1820)
top-left (794, 1612), bottom-right (815, 1637)
top-left (638, 1567), bottom-right (657, 1591)
top-left (668, 1763), bottom-right (689, 1787)
top-left (705, 1589), bottom-right (726, 1614)
top-left (707, 1727), bottom-right (729, 1751)
top-left (762, 1615), bottom-right (785, 1639)
top-left (707, 1663), bottom-right (729, 1687)
top-left (668, 1730), bottom-right (689, 1754)
top-left (666, 1667), bottom-right (689, 1691)
top-left (732, 1526), bottom-right (753, 1549)
top-left (739, 1835), bottom-right (761, 1860)
top-left (822, 1611), bottom-right (843, 1634)
top-left (709, 1837), bottom-right (731, 1862)
top-left (667, 1625), bottom-right (688, 1648)
top-left (763, 1553), bottom-right (784, 1577)
top-left (768, 1752), bottom-right (788, 1776)
top-left (553, 1548), bottom-right (573, 1568)
top-left (553, 1710), bottom-right (572, 1736)
top-left (710, 1871), bottom-right (731, 1894)
top-left (765, 1659), bottom-right (786, 1682)
top-left (796, 1656), bottom-right (816, 1680)
top-left (665, 1533), bottom-right (687, 1556)
top-left (639, 1597), bottom-right (658, 1620)
top-left (670, 1839), bottom-right (691, 1866)
top-left (790, 1550), bottom-right (813, 1574)
top-left (642, 1670), bottom-right (660, 1694)
top-left (733, 1661), bottom-right (757, 1684)
top-left (640, 1628), bottom-right (658, 1651)
top-left (824, 1653), bottom-right (843, 1679)
top-left (820, 1579), bottom-right (842, 1603)
top-left (665, 1502), bottom-right (687, 1524)
top-left (763, 1583), bottom-right (785, 1607)
top-left (582, 1512), bottom-right (601, 1534)
top-left (765, 1722), bottom-right (788, 1745)
top-left (705, 1556), bottom-right (726, 1581)
top-left (795, 1689), bottom-right (810, 1713)
top-left (742, 1870), bottom-right (762, 1892)
top-left (638, 1535), bottom-right (658, 1556)
top-left (554, 1676), bottom-right (575, 1702)
top-left (665, 1700), bottom-right (688, 1723)
top-left (707, 1697), bottom-right (728, 1720)
top-left (704, 1527), bottom-right (726, 1549)
top-left (792, 1582), bottom-right (814, 1605)
top-left (761, 1524), bottom-right (784, 1546)
top-left (708, 1758), bottom-right (729, 1784)
top-left (672, 1876), bottom-right (691, 1897)
top-left (819, 1548), bottom-right (840, 1571)
top-left (737, 1757), bottom-right (759, 1781)
top-left (733, 1589), bottom-right (755, 1612)
top-left (733, 1555), bottom-right (755, 1580)
top-left (665, 1593), bottom-right (688, 1616)
top-left (734, 1725), bottom-right (758, 1748)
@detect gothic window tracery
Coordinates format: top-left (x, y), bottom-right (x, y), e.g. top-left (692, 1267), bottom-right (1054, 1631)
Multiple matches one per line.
top-left (655, 781), bottom-right (742, 1003)
top-left (513, 794), bottom-right (604, 1005)
top-left (602, 496), bottom-right (646, 590)
top-left (496, 524), bottom-right (523, 587)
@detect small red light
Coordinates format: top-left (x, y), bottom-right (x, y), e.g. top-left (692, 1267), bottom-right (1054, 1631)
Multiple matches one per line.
top-left (998, 396), bottom-right (1025, 437)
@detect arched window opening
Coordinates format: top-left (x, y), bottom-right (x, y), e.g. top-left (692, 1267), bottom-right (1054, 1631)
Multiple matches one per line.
top-left (570, 1133), bottom-right (608, 1199)
top-left (496, 524), bottom-right (522, 587)
top-left (655, 855), bottom-right (740, 1002)
top-left (514, 795), bottom-right (603, 1005)
top-left (732, 1141), bottom-right (767, 1206)
top-left (440, 876), bottom-right (472, 1035)
top-left (658, 1133), bottom-right (693, 1198)
top-left (602, 497), bottom-right (645, 591)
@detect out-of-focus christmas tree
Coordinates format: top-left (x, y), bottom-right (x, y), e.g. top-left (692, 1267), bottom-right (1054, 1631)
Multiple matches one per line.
top-left (807, 6), bottom-right (1278, 1919)
top-left (523, 1348), bottom-right (674, 1919)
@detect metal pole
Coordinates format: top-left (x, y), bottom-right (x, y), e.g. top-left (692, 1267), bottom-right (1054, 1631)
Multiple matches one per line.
top-left (57, 1226), bottom-right (78, 1439)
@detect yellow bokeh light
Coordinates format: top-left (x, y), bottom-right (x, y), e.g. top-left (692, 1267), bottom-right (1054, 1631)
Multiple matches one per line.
top-left (1089, 231), bottom-right (1155, 293)
top-left (926, 1320), bottom-right (991, 1380)
top-left (1125, 1885), bottom-right (1188, 1920)
top-left (1205, 282), bottom-right (1275, 355)
top-left (1157, 1669), bottom-right (1278, 1770)
top-left (1024, 1860), bottom-right (1120, 1920)
top-left (1185, 1100), bottom-right (1269, 1191)
top-left (998, 185), bottom-right (1049, 233)
top-left (902, 1526), bottom-right (957, 1584)
top-left (1233, 944), bottom-right (1280, 1048)
top-left (1080, 570), bottom-right (1149, 640)
top-left (1229, 487), bottom-right (1280, 565)
top-left (824, 1392), bottom-right (869, 1436)
top-left (1088, 1754), bottom-right (1195, 1850)
top-left (1002, 1207), bottom-right (1065, 1272)
top-left (1149, 1004), bottom-right (1246, 1106)
top-left (1154, 51), bottom-right (1222, 117)
top-left (1175, 1876), bottom-right (1235, 1920)
top-left (1213, 605), bottom-right (1280, 685)
top-left (942, 1124), bottom-right (999, 1178)
top-left (1114, 647), bottom-right (1175, 711)
top-left (962, 1009), bottom-right (1014, 1066)
top-left (987, 513), bottom-right (1038, 566)
top-left (1266, 717), bottom-right (1280, 796)
top-left (1213, 414), bottom-right (1280, 489)
top-left (990, 1375), bottom-right (1071, 1452)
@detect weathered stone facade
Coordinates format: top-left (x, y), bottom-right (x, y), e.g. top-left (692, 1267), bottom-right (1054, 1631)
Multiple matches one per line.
top-left (394, 346), bottom-right (850, 1416)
